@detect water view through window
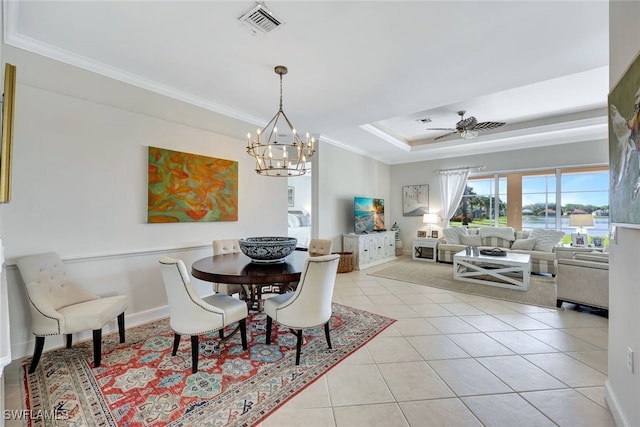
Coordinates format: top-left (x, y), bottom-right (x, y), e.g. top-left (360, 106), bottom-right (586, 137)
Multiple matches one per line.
top-left (454, 169), bottom-right (609, 238)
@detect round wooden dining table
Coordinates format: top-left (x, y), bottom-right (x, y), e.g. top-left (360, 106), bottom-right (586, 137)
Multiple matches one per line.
top-left (191, 251), bottom-right (309, 310)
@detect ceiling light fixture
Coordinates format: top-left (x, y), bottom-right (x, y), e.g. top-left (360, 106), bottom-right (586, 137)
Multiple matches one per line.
top-left (460, 130), bottom-right (479, 140)
top-left (246, 66), bottom-right (315, 177)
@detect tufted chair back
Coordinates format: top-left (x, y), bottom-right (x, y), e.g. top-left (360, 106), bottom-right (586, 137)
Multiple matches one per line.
top-left (213, 239), bottom-right (241, 255)
top-left (17, 252), bottom-right (98, 315)
top-left (308, 239), bottom-right (333, 257)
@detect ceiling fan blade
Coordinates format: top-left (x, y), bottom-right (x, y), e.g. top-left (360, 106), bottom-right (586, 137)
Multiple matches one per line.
top-left (434, 131), bottom-right (458, 140)
top-left (457, 117), bottom-right (477, 129)
top-left (427, 127), bottom-right (456, 131)
top-left (473, 121), bottom-right (506, 131)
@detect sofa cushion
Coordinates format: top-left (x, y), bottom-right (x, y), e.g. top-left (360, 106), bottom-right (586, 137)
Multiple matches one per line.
top-left (479, 227), bottom-right (516, 241)
top-left (460, 234), bottom-right (482, 246)
top-left (529, 228), bottom-right (566, 252)
top-left (481, 236), bottom-right (513, 248)
top-left (511, 238), bottom-right (537, 251)
top-left (443, 227), bottom-right (468, 244)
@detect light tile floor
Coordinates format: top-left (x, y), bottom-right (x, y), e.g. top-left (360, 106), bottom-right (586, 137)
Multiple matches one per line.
top-left (3, 259), bottom-right (614, 426)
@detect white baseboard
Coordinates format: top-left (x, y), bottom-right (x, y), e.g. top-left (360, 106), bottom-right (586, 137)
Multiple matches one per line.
top-left (605, 379), bottom-right (631, 427)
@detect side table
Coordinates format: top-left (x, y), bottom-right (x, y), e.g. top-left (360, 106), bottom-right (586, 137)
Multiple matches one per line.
top-left (413, 237), bottom-right (438, 262)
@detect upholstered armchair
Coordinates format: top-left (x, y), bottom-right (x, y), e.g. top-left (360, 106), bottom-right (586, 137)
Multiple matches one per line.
top-left (264, 254), bottom-right (340, 365)
top-left (16, 252), bottom-right (128, 374)
top-left (212, 239), bottom-right (247, 298)
top-left (308, 239), bottom-right (333, 256)
top-left (556, 253), bottom-right (609, 315)
top-left (159, 256), bottom-right (248, 373)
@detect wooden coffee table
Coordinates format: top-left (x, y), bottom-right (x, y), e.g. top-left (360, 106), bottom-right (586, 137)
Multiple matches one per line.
top-left (453, 250), bottom-right (531, 291)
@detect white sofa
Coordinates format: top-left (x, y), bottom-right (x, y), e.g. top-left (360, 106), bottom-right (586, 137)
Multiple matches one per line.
top-left (437, 226), bottom-right (561, 276)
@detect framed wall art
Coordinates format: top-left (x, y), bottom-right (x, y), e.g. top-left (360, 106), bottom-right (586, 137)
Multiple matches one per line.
top-left (417, 230), bottom-right (427, 238)
top-left (288, 186), bottom-right (294, 207)
top-left (0, 63), bottom-right (16, 203)
top-left (147, 146), bottom-right (238, 223)
top-left (402, 184), bottom-right (429, 216)
top-left (609, 51), bottom-right (640, 227)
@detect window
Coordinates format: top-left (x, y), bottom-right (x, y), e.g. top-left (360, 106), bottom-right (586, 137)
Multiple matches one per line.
top-left (522, 174), bottom-right (556, 230)
top-left (451, 168), bottom-right (609, 236)
top-left (457, 177), bottom-right (506, 228)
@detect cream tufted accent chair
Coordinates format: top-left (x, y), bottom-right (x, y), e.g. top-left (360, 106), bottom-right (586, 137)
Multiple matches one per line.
top-left (212, 239), bottom-right (247, 298)
top-left (308, 239), bottom-right (333, 256)
top-left (264, 254), bottom-right (340, 365)
top-left (159, 256), bottom-right (248, 373)
top-left (16, 252), bottom-right (128, 374)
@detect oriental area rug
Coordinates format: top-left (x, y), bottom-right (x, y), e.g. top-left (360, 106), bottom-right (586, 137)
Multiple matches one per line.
top-left (369, 259), bottom-right (557, 308)
top-left (21, 303), bottom-right (394, 426)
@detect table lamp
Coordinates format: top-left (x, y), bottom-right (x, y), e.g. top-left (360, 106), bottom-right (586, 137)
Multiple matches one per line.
top-left (569, 213), bottom-right (594, 235)
top-left (422, 213), bottom-right (439, 236)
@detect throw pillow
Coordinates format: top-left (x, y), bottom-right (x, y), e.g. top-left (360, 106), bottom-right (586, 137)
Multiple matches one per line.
top-left (287, 213), bottom-right (301, 227)
top-left (528, 228), bottom-right (566, 252)
top-left (511, 238), bottom-right (537, 251)
top-left (442, 227), bottom-right (468, 244)
top-left (460, 234), bottom-right (482, 246)
top-left (299, 213), bottom-right (311, 226)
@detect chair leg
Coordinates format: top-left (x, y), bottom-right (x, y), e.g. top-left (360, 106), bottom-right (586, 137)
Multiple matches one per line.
top-left (556, 299), bottom-right (563, 308)
top-left (219, 329), bottom-right (225, 339)
top-left (324, 322), bottom-right (332, 349)
top-left (29, 336), bottom-right (45, 374)
top-left (65, 334), bottom-right (72, 348)
top-left (240, 319), bottom-right (247, 350)
top-left (266, 316), bottom-right (273, 344)
top-left (191, 335), bottom-right (199, 374)
top-left (295, 329), bottom-right (303, 365)
top-left (172, 333), bottom-right (181, 356)
top-left (117, 312), bottom-right (125, 343)
top-left (92, 329), bottom-right (102, 368)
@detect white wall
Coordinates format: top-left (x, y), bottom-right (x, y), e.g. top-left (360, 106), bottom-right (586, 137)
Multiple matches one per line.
top-left (316, 142), bottom-right (391, 251)
top-left (288, 174), bottom-right (311, 213)
top-left (606, 3), bottom-right (640, 426)
top-left (390, 139), bottom-right (608, 253)
top-left (0, 46), bottom-right (288, 359)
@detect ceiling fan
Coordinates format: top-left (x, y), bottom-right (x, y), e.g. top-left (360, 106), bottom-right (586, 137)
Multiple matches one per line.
top-left (428, 110), bottom-right (506, 140)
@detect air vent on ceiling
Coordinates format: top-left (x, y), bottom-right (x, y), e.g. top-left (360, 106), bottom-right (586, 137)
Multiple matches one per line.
top-left (239, 4), bottom-right (283, 35)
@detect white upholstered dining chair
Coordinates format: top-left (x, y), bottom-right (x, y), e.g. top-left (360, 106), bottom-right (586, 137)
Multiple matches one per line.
top-left (212, 239), bottom-right (247, 298)
top-left (264, 254), bottom-right (340, 365)
top-left (159, 256), bottom-right (248, 373)
top-left (308, 239), bottom-right (333, 256)
top-left (16, 252), bottom-right (128, 374)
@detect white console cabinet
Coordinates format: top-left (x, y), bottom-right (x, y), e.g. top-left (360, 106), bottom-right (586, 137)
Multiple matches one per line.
top-left (343, 231), bottom-right (396, 270)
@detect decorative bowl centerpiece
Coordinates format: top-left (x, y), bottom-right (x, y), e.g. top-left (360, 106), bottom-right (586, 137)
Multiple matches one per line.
top-left (239, 237), bottom-right (298, 263)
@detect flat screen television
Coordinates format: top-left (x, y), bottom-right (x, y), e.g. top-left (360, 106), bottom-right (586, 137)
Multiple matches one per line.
top-left (354, 197), bottom-right (385, 234)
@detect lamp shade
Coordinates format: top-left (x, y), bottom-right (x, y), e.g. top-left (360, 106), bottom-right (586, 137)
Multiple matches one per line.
top-left (569, 214), bottom-right (594, 228)
top-left (423, 213), bottom-right (439, 224)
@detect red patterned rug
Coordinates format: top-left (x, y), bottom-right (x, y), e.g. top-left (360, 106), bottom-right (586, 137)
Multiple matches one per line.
top-left (21, 303), bottom-right (394, 426)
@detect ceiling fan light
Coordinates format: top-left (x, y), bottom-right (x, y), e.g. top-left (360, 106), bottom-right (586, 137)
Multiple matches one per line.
top-left (461, 130), bottom-right (479, 140)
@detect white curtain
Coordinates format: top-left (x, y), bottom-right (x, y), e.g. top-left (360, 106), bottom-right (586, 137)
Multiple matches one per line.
top-left (439, 170), bottom-right (470, 228)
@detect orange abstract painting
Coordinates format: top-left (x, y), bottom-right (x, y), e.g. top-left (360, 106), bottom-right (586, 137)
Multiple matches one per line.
top-left (148, 146), bottom-right (238, 223)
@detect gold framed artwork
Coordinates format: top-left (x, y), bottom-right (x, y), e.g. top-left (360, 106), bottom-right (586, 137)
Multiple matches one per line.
top-left (147, 146), bottom-right (238, 223)
top-left (0, 63), bottom-right (16, 203)
top-left (417, 230), bottom-right (427, 237)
